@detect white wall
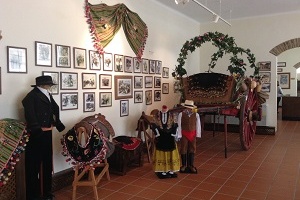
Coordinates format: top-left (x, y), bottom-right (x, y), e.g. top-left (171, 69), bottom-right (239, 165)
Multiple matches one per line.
top-left (0, 0), bottom-right (200, 172)
top-left (199, 12), bottom-right (300, 130)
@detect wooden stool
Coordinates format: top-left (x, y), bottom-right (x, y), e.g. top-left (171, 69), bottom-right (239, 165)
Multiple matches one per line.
top-left (72, 159), bottom-right (110, 200)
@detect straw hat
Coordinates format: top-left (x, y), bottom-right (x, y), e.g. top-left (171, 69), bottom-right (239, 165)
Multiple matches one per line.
top-left (181, 100), bottom-right (197, 109)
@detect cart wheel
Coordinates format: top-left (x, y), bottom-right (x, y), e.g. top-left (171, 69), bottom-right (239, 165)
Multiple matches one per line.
top-left (239, 89), bottom-right (259, 150)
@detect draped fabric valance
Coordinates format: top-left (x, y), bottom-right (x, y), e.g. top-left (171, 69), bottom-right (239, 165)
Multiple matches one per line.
top-left (85, 1), bottom-right (148, 60)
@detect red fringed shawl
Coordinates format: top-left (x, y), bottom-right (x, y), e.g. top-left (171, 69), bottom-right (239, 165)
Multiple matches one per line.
top-left (85, 1), bottom-right (148, 60)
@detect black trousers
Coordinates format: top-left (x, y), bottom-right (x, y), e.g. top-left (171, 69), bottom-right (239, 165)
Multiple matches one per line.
top-left (25, 130), bottom-right (53, 200)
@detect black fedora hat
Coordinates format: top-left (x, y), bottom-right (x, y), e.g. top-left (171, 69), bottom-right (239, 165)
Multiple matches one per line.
top-left (31, 75), bottom-right (57, 87)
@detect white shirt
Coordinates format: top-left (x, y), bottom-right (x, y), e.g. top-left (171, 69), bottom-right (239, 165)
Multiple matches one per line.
top-left (37, 86), bottom-right (51, 102)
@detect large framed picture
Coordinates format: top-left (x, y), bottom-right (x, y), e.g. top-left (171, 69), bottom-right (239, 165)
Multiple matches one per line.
top-left (83, 92), bottom-right (95, 112)
top-left (162, 67), bottom-right (169, 78)
top-left (7, 46), bottom-right (27, 73)
top-left (103, 52), bottom-right (113, 71)
top-left (124, 56), bottom-right (133, 73)
top-left (162, 83), bottom-right (169, 94)
top-left (134, 91), bottom-right (143, 103)
top-left (99, 74), bottom-right (112, 89)
top-left (258, 61), bottom-right (271, 71)
top-left (61, 92), bottom-right (78, 110)
top-left (142, 58), bottom-right (149, 74)
top-left (145, 90), bottom-right (152, 105)
top-left (100, 92), bottom-right (112, 107)
top-left (82, 73), bottom-right (97, 89)
top-left (73, 47), bottom-right (86, 69)
top-left (55, 44), bottom-right (71, 68)
top-left (278, 72), bottom-right (290, 89)
top-left (133, 57), bottom-right (142, 73)
top-left (120, 100), bottom-right (129, 117)
top-left (42, 71), bottom-right (59, 95)
top-left (89, 50), bottom-right (102, 70)
top-left (134, 76), bottom-right (143, 89)
top-left (114, 75), bottom-right (133, 100)
top-left (60, 72), bottom-right (78, 90)
top-left (154, 90), bottom-right (161, 101)
top-left (145, 76), bottom-right (153, 88)
top-left (35, 41), bottom-right (52, 67)
top-left (114, 54), bottom-right (124, 72)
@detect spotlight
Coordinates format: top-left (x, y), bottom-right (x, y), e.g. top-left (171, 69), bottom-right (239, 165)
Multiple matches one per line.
top-left (213, 15), bottom-right (220, 23)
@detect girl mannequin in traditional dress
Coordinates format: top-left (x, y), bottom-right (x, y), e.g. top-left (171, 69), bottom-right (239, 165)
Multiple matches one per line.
top-left (151, 105), bottom-right (180, 179)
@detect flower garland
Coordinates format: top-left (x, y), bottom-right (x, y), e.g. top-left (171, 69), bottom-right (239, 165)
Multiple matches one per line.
top-left (172, 31), bottom-right (258, 78)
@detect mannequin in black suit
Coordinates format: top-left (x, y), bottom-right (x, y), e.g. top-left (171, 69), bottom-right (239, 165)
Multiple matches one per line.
top-left (22, 76), bottom-right (65, 200)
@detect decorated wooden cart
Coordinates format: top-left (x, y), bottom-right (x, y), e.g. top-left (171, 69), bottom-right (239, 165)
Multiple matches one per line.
top-left (171, 32), bottom-right (269, 157)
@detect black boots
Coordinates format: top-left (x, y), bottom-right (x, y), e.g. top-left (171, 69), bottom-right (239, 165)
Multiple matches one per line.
top-left (180, 153), bottom-right (197, 174)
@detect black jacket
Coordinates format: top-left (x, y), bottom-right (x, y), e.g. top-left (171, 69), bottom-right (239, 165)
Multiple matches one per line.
top-left (22, 87), bottom-right (65, 134)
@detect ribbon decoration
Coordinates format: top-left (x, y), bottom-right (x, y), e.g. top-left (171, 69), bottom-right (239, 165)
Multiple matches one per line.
top-left (85, 1), bottom-right (148, 60)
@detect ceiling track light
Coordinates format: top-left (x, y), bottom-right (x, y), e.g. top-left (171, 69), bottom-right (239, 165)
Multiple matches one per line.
top-left (175, 0), bottom-right (189, 5)
top-left (213, 14), bottom-right (220, 23)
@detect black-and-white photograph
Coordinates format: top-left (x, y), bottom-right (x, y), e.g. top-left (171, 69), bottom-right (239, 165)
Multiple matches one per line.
top-left (162, 67), bottom-right (169, 78)
top-left (134, 76), bottom-right (143, 89)
top-left (35, 41), bottom-right (52, 67)
top-left (7, 46), bottom-right (27, 73)
top-left (124, 56), bottom-right (133, 73)
top-left (258, 61), bottom-right (271, 71)
top-left (89, 50), bottom-right (102, 70)
top-left (154, 90), bottom-right (161, 101)
top-left (155, 60), bottom-right (162, 74)
top-left (99, 74), bottom-right (112, 89)
top-left (120, 100), bottom-right (129, 117)
top-left (103, 52), bottom-right (113, 71)
top-left (82, 73), bottom-right (96, 89)
top-left (60, 72), bottom-right (78, 90)
top-left (149, 60), bottom-right (156, 74)
top-left (145, 76), bottom-right (153, 88)
top-left (83, 92), bottom-right (95, 112)
top-left (73, 47), bottom-right (86, 69)
top-left (142, 58), bottom-right (149, 74)
top-left (56, 44), bottom-right (71, 68)
top-left (145, 90), bottom-right (152, 105)
top-left (61, 92), bottom-right (78, 110)
top-left (133, 57), bottom-right (142, 73)
top-left (114, 54), bottom-right (124, 72)
top-left (42, 71), bottom-right (59, 95)
top-left (100, 92), bottom-right (112, 107)
top-left (134, 91), bottom-right (143, 103)
top-left (114, 75), bottom-right (133, 99)
top-left (154, 76), bottom-right (161, 88)
top-left (162, 83), bottom-right (169, 94)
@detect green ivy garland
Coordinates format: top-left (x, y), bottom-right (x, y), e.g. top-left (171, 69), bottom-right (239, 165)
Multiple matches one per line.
top-left (172, 31), bottom-right (259, 78)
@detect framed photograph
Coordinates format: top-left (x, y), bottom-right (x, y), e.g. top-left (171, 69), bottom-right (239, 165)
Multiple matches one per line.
top-left (134, 76), bottom-right (143, 89)
top-left (261, 83), bottom-right (271, 93)
top-left (82, 73), bottom-right (97, 89)
top-left (103, 52), bottom-right (113, 71)
top-left (100, 92), bottom-right (112, 107)
top-left (133, 57), bottom-right (142, 73)
top-left (61, 92), bottom-right (78, 110)
top-left (162, 83), bottom-right (169, 94)
top-left (277, 68), bottom-right (283, 72)
top-left (7, 46), bottom-right (27, 73)
top-left (163, 67), bottom-right (169, 78)
top-left (134, 91), bottom-right (143, 103)
top-left (60, 72), bottom-right (78, 90)
top-left (277, 62), bottom-right (286, 67)
top-left (55, 44), bottom-right (71, 68)
top-left (278, 72), bottom-right (290, 89)
top-left (154, 76), bottom-right (161, 88)
top-left (145, 76), bottom-right (153, 88)
top-left (89, 50), bottom-right (102, 70)
top-left (149, 60), bottom-right (156, 74)
top-left (35, 41), bottom-right (52, 67)
top-left (142, 58), bottom-right (149, 74)
top-left (156, 60), bottom-right (162, 74)
top-left (99, 74), bottom-right (112, 89)
top-left (120, 100), bottom-right (129, 117)
top-left (145, 90), bottom-right (152, 105)
top-left (83, 92), bottom-right (95, 112)
top-left (124, 56), bottom-right (133, 73)
top-left (114, 54), bottom-right (124, 72)
top-left (259, 72), bottom-right (271, 83)
top-left (73, 47), bottom-right (86, 69)
top-left (154, 90), bottom-right (161, 101)
top-left (114, 75), bottom-right (133, 100)
top-left (258, 61), bottom-right (271, 71)
top-left (42, 71), bottom-right (59, 95)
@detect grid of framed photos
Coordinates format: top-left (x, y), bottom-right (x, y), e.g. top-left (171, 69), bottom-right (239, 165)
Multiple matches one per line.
top-left (7, 40), bottom-right (171, 114)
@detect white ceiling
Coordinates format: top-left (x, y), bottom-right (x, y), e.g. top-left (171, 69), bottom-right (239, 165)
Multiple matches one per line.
top-left (152, 0), bottom-right (300, 25)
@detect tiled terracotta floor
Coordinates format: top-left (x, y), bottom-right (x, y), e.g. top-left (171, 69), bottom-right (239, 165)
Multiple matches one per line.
top-left (54, 110), bottom-right (300, 200)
